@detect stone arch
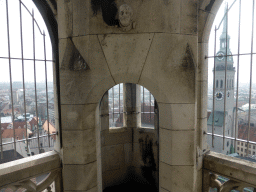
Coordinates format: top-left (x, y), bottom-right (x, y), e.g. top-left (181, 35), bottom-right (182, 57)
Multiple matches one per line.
top-left (60, 1), bottom-right (198, 191)
top-left (198, 0), bottom-right (225, 151)
top-left (96, 83), bottom-right (159, 191)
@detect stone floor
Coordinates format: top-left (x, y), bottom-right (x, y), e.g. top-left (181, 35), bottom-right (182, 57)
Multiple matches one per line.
top-left (103, 181), bottom-right (158, 192)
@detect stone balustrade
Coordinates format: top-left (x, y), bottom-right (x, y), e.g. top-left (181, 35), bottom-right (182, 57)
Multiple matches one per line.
top-left (203, 151), bottom-right (256, 192)
top-left (0, 151), bottom-right (62, 192)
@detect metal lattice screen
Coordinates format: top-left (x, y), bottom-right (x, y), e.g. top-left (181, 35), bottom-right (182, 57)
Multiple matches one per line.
top-left (0, 0), bottom-right (56, 163)
top-left (206, 0), bottom-right (256, 158)
top-left (108, 83), bottom-right (155, 128)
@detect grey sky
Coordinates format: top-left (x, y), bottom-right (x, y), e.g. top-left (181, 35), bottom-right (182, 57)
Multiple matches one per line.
top-left (0, 0), bottom-right (53, 83)
top-left (208, 0), bottom-right (256, 85)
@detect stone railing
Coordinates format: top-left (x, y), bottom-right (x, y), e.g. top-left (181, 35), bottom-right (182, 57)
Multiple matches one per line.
top-left (203, 152), bottom-right (256, 192)
top-left (0, 151), bottom-right (62, 192)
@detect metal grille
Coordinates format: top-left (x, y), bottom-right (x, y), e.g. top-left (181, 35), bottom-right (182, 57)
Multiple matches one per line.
top-left (141, 86), bottom-right (154, 128)
top-left (206, 0), bottom-right (256, 157)
top-left (108, 83), bottom-right (123, 127)
top-left (0, 0), bottom-right (56, 162)
top-left (108, 84), bottom-right (155, 128)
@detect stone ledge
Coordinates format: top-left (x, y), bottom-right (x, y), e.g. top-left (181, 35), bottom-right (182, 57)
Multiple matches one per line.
top-left (203, 151), bottom-right (256, 187)
top-left (0, 151), bottom-right (61, 188)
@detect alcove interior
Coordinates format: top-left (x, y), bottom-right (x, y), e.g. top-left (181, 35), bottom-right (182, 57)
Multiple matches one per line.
top-left (96, 83), bottom-right (159, 192)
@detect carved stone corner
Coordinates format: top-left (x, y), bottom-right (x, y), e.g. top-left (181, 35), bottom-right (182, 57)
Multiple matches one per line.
top-left (60, 38), bottom-right (88, 71)
top-left (181, 43), bottom-right (195, 70)
top-left (203, 170), bottom-right (222, 192)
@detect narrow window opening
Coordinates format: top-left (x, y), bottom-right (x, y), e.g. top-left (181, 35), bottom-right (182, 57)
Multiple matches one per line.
top-left (100, 84), bottom-right (159, 191)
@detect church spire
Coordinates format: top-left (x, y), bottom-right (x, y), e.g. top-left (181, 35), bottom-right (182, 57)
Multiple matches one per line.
top-left (215, 3), bottom-right (234, 65)
top-left (222, 3), bottom-right (228, 36)
top-left (219, 3), bottom-right (230, 52)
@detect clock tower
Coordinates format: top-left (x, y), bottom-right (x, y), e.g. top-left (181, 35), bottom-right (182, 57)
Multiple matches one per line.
top-left (214, 4), bottom-right (235, 113)
top-left (207, 4), bottom-right (235, 155)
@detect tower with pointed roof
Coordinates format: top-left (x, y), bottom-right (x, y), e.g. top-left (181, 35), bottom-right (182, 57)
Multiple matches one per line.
top-left (207, 4), bottom-right (236, 155)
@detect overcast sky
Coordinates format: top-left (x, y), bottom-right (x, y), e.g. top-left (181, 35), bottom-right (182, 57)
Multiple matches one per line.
top-left (208, 0), bottom-right (256, 86)
top-left (0, 0), bottom-right (53, 83)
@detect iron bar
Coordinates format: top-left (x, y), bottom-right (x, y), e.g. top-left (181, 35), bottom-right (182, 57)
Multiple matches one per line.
top-left (43, 31), bottom-right (50, 148)
top-left (205, 132), bottom-right (256, 145)
top-left (143, 87), bottom-right (145, 124)
top-left (0, 57), bottom-right (54, 62)
top-left (216, 0), bottom-right (237, 30)
top-left (234, 0), bottom-right (242, 153)
top-left (32, 9), bottom-right (40, 154)
top-left (212, 25), bottom-right (217, 148)
top-left (0, 102), bottom-right (2, 159)
top-left (0, 133), bottom-right (57, 146)
top-left (119, 84), bottom-right (120, 115)
top-left (19, 0), bottom-right (44, 35)
top-left (6, 0), bottom-right (16, 157)
top-left (223, 3), bottom-right (228, 150)
top-left (247, 0), bottom-right (255, 157)
top-left (19, 0), bottom-right (28, 154)
top-left (150, 90), bottom-right (151, 123)
top-left (207, 52), bottom-right (256, 59)
top-left (112, 87), bottom-right (114, 124)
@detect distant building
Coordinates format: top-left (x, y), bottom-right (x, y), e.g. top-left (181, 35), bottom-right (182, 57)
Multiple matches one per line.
top-left (207, 5), bottom-right (235, 155)
top-left (236, 124), bottom-right (256, 157)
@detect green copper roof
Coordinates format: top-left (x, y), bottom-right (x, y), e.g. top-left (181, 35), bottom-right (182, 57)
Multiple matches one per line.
top-left (207, 111), bottom-right (227, 127)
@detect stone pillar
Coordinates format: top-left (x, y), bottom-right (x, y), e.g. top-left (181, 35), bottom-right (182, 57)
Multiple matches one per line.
top-left (123, 83), bottom-right (141, 128)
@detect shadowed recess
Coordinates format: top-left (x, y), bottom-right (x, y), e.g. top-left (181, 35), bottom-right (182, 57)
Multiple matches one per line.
top-left (91, 0), bottom-right (119, 26)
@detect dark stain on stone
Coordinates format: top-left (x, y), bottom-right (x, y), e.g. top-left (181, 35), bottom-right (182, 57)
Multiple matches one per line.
top-left (139, 135), bottom-right (157, 190)
top-left (180, 43), bottom-right (195, 92)
top-left (91, 0), bottom-right (119, 26)
top-left (181, 43), bottom-right (195, 70)
top-left (205, 0), bottom-right (215, 12)
top-left (61, 38), bottom-right (88, 71)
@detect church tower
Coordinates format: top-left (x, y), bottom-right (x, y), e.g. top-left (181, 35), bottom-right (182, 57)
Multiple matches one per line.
top-left (214, 4), bottom-right (235, 113)
top-left (208, 4), bottom-right (235, 154)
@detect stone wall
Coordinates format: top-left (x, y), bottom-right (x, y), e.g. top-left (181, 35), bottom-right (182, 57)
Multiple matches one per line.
top-left (56, 0), bottom-right (221, 191)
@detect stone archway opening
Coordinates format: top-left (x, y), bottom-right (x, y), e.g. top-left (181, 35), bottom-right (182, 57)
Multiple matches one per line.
top-left (97, 83), bottom-right (159, 192)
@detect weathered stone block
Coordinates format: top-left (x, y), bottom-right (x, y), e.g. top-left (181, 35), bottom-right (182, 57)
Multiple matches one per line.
top-left (159, 103), bottom-right (195, 130)
top-left (62, 130), bottom-right (96, 164)
top-left (73, 0), bottom-right (90, 36)
top-left (159, 162), bottom-right (194, 192)
top-left (180, 0), bottom-right (198, 35)
top-left (139, 33), bottom-right (197, 104)
top-left (58, 0), bottom-right (73, 38)
top-left (101, 128), bottom-right (132, 146)
top-left (59, 35), bottom-right (115, 105)
top-left (63, 163), bottom-right (97, 191)
top-left (160, 128), bottom-right (195, 165)
top-left (61, 104), bottom-right (96, 130)
top-left (101, 144), bottom-right (124, 172)
top-left (98, 33), bottom-right (154, 84)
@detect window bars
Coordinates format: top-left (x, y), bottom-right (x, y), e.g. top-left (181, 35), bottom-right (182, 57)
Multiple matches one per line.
top-left (0, 0), bottom-right (56, 161)
top-left (141, 86), bottom-right (155, 128)
top-left (206, 0), bottom-right (256, 157)
top-left (108, 83), bottom-right (123, 127)
top-left (108, 84), bottom-right (155, 128)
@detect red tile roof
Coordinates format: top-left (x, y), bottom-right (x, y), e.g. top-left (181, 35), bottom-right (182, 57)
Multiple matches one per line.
top-left (12, 122), bottom-right (27, 129)
top-left (28, 117), bottom-right (38, 127)
top-left (42, 120), bottom-right (56, 140)
top-left (2, 128), bottom-right (28, 140)
top-left (238, 124), bottom-right (256, 142)
top-left (1, 123), bottom-right (9, 130)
